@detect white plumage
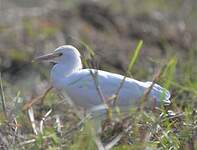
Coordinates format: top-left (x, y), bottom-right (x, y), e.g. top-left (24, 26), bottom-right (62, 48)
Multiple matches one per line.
top-left (36, 45), bottom-right (171, 113)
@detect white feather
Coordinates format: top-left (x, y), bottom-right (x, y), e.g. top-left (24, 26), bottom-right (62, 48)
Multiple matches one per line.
top-left (49, 45), bottom-right (171, 113)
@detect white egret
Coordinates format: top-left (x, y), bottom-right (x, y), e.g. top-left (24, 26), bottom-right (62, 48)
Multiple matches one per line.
top-left (35, 45), bottom-right (171, 115)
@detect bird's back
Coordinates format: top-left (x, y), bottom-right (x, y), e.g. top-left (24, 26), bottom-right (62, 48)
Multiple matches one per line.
top-left (61, 69), bottom-right (170, 110)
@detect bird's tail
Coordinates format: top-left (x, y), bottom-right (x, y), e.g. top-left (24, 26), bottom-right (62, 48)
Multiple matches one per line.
top-left (145, 81), bottom-right (171, 105)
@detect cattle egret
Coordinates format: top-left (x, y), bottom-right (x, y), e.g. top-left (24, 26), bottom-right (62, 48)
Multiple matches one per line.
top-left (35, 45), bottom-right (171, 115)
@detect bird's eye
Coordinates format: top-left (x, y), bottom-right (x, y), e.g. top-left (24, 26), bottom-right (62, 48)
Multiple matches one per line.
top-left (58, 53), bottom-right (63, 56)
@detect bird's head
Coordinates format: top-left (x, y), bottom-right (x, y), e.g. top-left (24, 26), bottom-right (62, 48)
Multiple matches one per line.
top-left (35, 45), bottom-right (81, 65)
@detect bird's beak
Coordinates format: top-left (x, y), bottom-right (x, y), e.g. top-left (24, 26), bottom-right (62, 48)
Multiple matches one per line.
top-left (34, 52), bottom-right (61, 61)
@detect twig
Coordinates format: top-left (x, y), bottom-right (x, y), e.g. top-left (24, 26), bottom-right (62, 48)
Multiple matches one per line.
top-left (113, 76), bottom-right (127, 107)
top-left (55, 114), bottom-right (62, 135)
top-left (140, 66), bottom-right (164, 110)
top-left (0, 72), bottom-right (7, 119)
top-left (13, 117), bottom-right (18, 133)
top-left (22, 85), bottom-right (53, 111)
top-left (28, 107), bottom-right (37, 135)
top-left (94, 136), bottom-right (105, 150)
top-left (82, 44), bottom-right (111, 119)
top-left (89, 70), bottom-right (107, 107)
top-left (12, 117), bottom-right (18, 145)
top-left (18, 135), bottom-right (53, 146)
top-left (40, 109), bottom-right (52, 134)
top-left (89, 70), bottom-right (113, 120)
top-left (113, 40), bottom-right (143, 108)
top-left (89, 104), bottom-right (108, 113)
top-left (18, 139), bottom-right (36, 146)
top-left (105, 134), bottom-right (123, 150)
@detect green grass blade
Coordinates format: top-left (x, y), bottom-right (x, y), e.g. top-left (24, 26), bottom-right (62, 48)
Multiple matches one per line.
top-left (127, 40), bottom-right (143, 75)
top-left (162, 57), bottom-right (177, 89)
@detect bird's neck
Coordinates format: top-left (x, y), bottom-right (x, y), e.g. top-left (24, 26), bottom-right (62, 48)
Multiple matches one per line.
top-left (50, 59), bottom-right (82, 89)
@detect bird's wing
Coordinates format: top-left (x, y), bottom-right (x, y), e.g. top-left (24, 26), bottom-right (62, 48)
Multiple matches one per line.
top-left (63, 69), bottom-right (170, 109)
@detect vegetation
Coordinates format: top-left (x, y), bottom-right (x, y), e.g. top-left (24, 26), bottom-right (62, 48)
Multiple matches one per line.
top-left (0, 0), bottom-right (197, 149)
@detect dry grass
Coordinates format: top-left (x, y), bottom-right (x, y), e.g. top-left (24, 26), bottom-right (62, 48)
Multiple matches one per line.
top-left (0, 0), bottom-right (197, 150)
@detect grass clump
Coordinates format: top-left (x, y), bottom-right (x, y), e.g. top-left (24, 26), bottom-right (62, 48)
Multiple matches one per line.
top-left (0, 41), bottom-right (196, 150)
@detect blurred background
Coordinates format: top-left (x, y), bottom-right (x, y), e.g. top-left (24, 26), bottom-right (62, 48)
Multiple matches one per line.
top-left (0, 0), bottom-right (197, 149)
top-left (0, 0), bottom-right (197, 111)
